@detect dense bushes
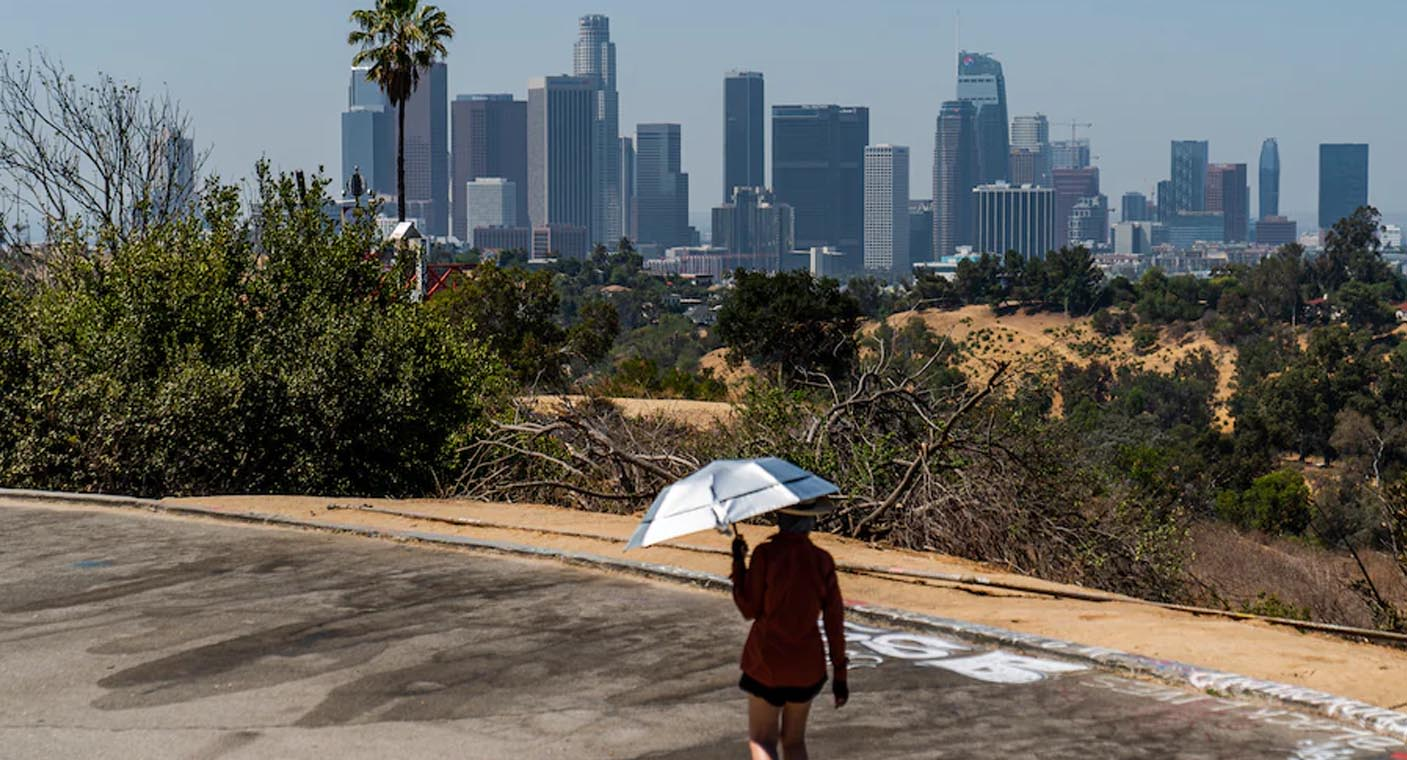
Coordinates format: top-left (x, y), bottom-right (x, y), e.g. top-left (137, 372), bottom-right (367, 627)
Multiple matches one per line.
top-left (0, 167), bottom-right (505, 497)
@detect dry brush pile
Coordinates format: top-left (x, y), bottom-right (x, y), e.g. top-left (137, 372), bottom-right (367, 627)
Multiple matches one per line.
top-left (453, 334), bottom-right (1190, 601)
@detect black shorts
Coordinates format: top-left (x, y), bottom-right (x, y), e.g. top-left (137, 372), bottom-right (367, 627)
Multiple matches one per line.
top-left (739, 673), bottom-right (826, 707)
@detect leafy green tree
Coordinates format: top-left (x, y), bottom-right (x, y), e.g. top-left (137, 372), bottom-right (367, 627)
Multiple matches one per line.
top-left (430, 262), bottom-right (566, 386)
top-left (1042, 245), bottom-right (1104, 315)
top-left (348, 0), bottom-right (454, 222)
top-left (567, 299), bottom-right (621, 368)
top-left (716, 270), bottom-right (862, 380)
top-left (1333, 279), bottom-right (1395, 331)
top-left (954, 253), bottom-right (1005, 306)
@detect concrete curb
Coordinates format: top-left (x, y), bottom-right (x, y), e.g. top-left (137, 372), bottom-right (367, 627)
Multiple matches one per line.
top-left (4, 487), bottom-right (1406, 742)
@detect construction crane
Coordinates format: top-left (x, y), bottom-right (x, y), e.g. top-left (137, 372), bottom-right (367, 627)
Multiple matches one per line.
top-left (1058, 120), bottom-right (1092, 142)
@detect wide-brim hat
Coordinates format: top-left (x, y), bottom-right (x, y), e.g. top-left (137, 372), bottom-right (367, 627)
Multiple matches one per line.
top-left (778, 497), bottom-right (837, 517)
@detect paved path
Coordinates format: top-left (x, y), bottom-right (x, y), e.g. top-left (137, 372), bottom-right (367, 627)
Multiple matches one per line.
top-left (1, 505), bottom-right (1404, 759)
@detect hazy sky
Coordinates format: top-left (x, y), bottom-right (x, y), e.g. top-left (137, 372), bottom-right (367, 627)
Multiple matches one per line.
top-left (4, 0), bottom-right (1403, 226)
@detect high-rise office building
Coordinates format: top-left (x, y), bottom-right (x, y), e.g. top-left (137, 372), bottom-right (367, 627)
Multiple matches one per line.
top-left (527, 76), bottom-right (594, 232)
top-left (342, 67), bottom-right (395, 199)
top-left (634, 123), bottom-right (690, 249)
top-left (908, 200), bottom-right (934, 264)
top-left (464, 178), bottom-right (517, 248)
top-left (1051, 140), bottom-right (1090, 171)
top-left (1069, 195), bottom-right (1109, 247)
top-left (974, 183), bottom-right (1055, 259)
top-left (1121, 191), bottom-right (1149, 222)
top-left (620, 136), bottom-right (635, 243)
top-left (154, 128), bottom-right (196, 213)
top-left (1256, 216), bottom-right (1298, 247)
top-left (711, 186), bottom-right (794, 270)
top-left (932, 100), bottom-right (978, 258)
top-left (401, 62), bottom-right (449, 236)
top-left (1052, 167), bottom-right (1099, 248)
top-left (1259, 138), bottom-right (1280, 220)
top-left (450, 94), bottom-right (527, 240)
top-left (1156, 179), bottom-right (1175, 224)
top-left (1010, 114), bottom-right (1049, 152)
top-left (574, 15), bottom-right (622, 245)
top-left (1319, 143), bottom-right (1369, 231)
top-left (724, 71), bottom-right (765, 202)
top-left (772, 104), bottom-right (869, 268)
top-left (1206, 163), bottom-right (1248, 242)
top-left (1170, 140), bottom-right (1209, 215)
top-left (957, 52), bottom-right (1009, 184)
top-left (863, 145), bottom-right (910, 276)
top-left (1010, 114), bottom-right (1050, 187)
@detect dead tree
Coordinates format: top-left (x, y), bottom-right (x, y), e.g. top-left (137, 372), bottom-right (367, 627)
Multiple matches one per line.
top-left (0, 50), bottom-right (207, 243)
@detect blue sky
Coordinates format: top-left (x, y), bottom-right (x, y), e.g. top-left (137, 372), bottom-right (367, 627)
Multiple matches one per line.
top-left (3, 0), bottom-right (1402, 226)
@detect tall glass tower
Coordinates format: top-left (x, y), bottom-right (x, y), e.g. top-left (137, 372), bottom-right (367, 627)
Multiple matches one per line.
top-left (772, 104), bottom-right (870, 269)
top-left (956, 52), bottom-right (1009, 185)
top-left (1259, 138), bottom-right (1280, 220)
top-left (724, 71), bottom-right (765, 202)
top-left (1319, 144), bottom-right (1369, 231)
top-left (1170, 140), bottom-right (1209, 214)
top-left (932, 100), bottom-right (977, 259)
top-left (573, 15), bottom-right (621, 246)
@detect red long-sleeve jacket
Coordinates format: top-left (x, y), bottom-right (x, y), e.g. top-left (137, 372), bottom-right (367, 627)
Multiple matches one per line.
top-left (731, 532), bottom-right (847, 688)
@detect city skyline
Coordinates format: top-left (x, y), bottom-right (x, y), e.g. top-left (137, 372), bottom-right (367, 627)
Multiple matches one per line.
top-left (4, 0), bottom-right (1404, 228)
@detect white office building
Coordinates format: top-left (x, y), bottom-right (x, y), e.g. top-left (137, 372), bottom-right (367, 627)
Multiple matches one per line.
top-left (465, 178), bottom-right (517, 247)
top-left (863, 145), bottom-right (910, 277)
top-left (973, 182), bottom-right (1055, 259)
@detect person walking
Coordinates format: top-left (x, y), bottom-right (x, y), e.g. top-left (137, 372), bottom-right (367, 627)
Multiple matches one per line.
top-left (730, 501), bottom-right (848, 760)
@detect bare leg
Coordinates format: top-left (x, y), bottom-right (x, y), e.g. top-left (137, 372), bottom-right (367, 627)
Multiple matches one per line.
top-left (780, 700), bottom-right (813, 760)
top-left (747, 695), bottom-right (782, 760)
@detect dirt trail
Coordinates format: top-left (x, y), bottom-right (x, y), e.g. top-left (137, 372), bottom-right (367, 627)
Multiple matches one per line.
top-left (162, 494), bottom-right (1407, 709)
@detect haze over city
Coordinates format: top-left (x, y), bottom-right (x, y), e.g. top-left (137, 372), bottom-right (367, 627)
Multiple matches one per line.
top-left (3, 0), bottom-right (1402, 226)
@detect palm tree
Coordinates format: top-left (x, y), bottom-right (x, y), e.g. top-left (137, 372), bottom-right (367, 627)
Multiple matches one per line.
top-left (348, 0), bottom-right (454, 223)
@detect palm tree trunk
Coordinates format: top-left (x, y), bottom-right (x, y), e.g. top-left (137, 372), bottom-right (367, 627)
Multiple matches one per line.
top-left (397, 99), bottom-right (407, 223)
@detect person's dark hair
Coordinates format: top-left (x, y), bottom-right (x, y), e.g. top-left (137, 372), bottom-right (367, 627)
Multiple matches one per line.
top-left (777, 512), bottom-right (815, 534)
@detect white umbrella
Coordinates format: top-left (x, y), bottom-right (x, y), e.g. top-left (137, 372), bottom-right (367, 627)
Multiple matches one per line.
top-left (624, 458), bottom-right (838, 550)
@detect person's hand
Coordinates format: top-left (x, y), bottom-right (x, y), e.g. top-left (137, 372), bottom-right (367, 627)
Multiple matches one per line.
top-left (833, 678), bottom-right (849, 708)
top-left (731, 534), bottom-right (748, 562)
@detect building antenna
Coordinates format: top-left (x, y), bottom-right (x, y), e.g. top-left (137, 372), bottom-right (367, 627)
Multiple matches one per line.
top-left (954, 9), bottom-right (961, 75)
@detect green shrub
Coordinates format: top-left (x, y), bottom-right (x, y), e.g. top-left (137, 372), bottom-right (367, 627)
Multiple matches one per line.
top-left (1216, 469), bottom-right (1312, 536)
top-left (0, 166), bottom-right (506, 497)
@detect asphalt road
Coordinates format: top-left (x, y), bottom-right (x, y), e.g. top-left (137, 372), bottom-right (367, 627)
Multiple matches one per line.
top-left (1, 504), bottom-right (1405, 760)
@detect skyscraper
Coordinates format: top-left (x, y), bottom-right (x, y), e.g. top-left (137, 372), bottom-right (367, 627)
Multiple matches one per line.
top-left (450, 94), bottom-right (527, 240)
top-left (724, 71), bottom-right (765, 202)
top-left (401, 62), bottom-right (449, 236)
top-left (527, 76), bottom-right (594, 232)
top-left (974, 183), bottom-right (1055, 259)
top-left (1051, 140), bottom-right (1090, 171)
top-left (908, 200), bottom-right (934, 264)
top-left (1206, 163), bottom-right (1248, 242)
top-left (1156, 180), bottom-right (1175, 224)
top-left (1009, 114), bottom-right (1050, 186)
top-left (1052, 167), bottom-right (1100, 248)
top-left (574, 15), bottom-right (621, 245)
top-left (1170, 140), bottom-right (1209, 215)
top-left (712, 187), bottom-right (794, 270)
top-left (634, 123), bottom-right (690, 249)
top-left (1319, 143), bottom-right (1369, 231)
top-left (341, 67), bottom-right (395, 199)
top-left (1259, 138), bottom-right (1280, 220)
top-left (957, 52), bottom-right (1009, 184)
top-left (620, 136), bottom-right (635, 242)
top-left (1069, 195), bottom-right (1109, 247)
top-left (932, 100), bottom-right (977, 259)
top-left (863, 145), bottom-right (910, 276)
top-left (772, 105), bottom-right (869, 267)
top-left (464, 178), bottom-right (517, 248)
top-left (1121, 192), bottom-right (1149, 222)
